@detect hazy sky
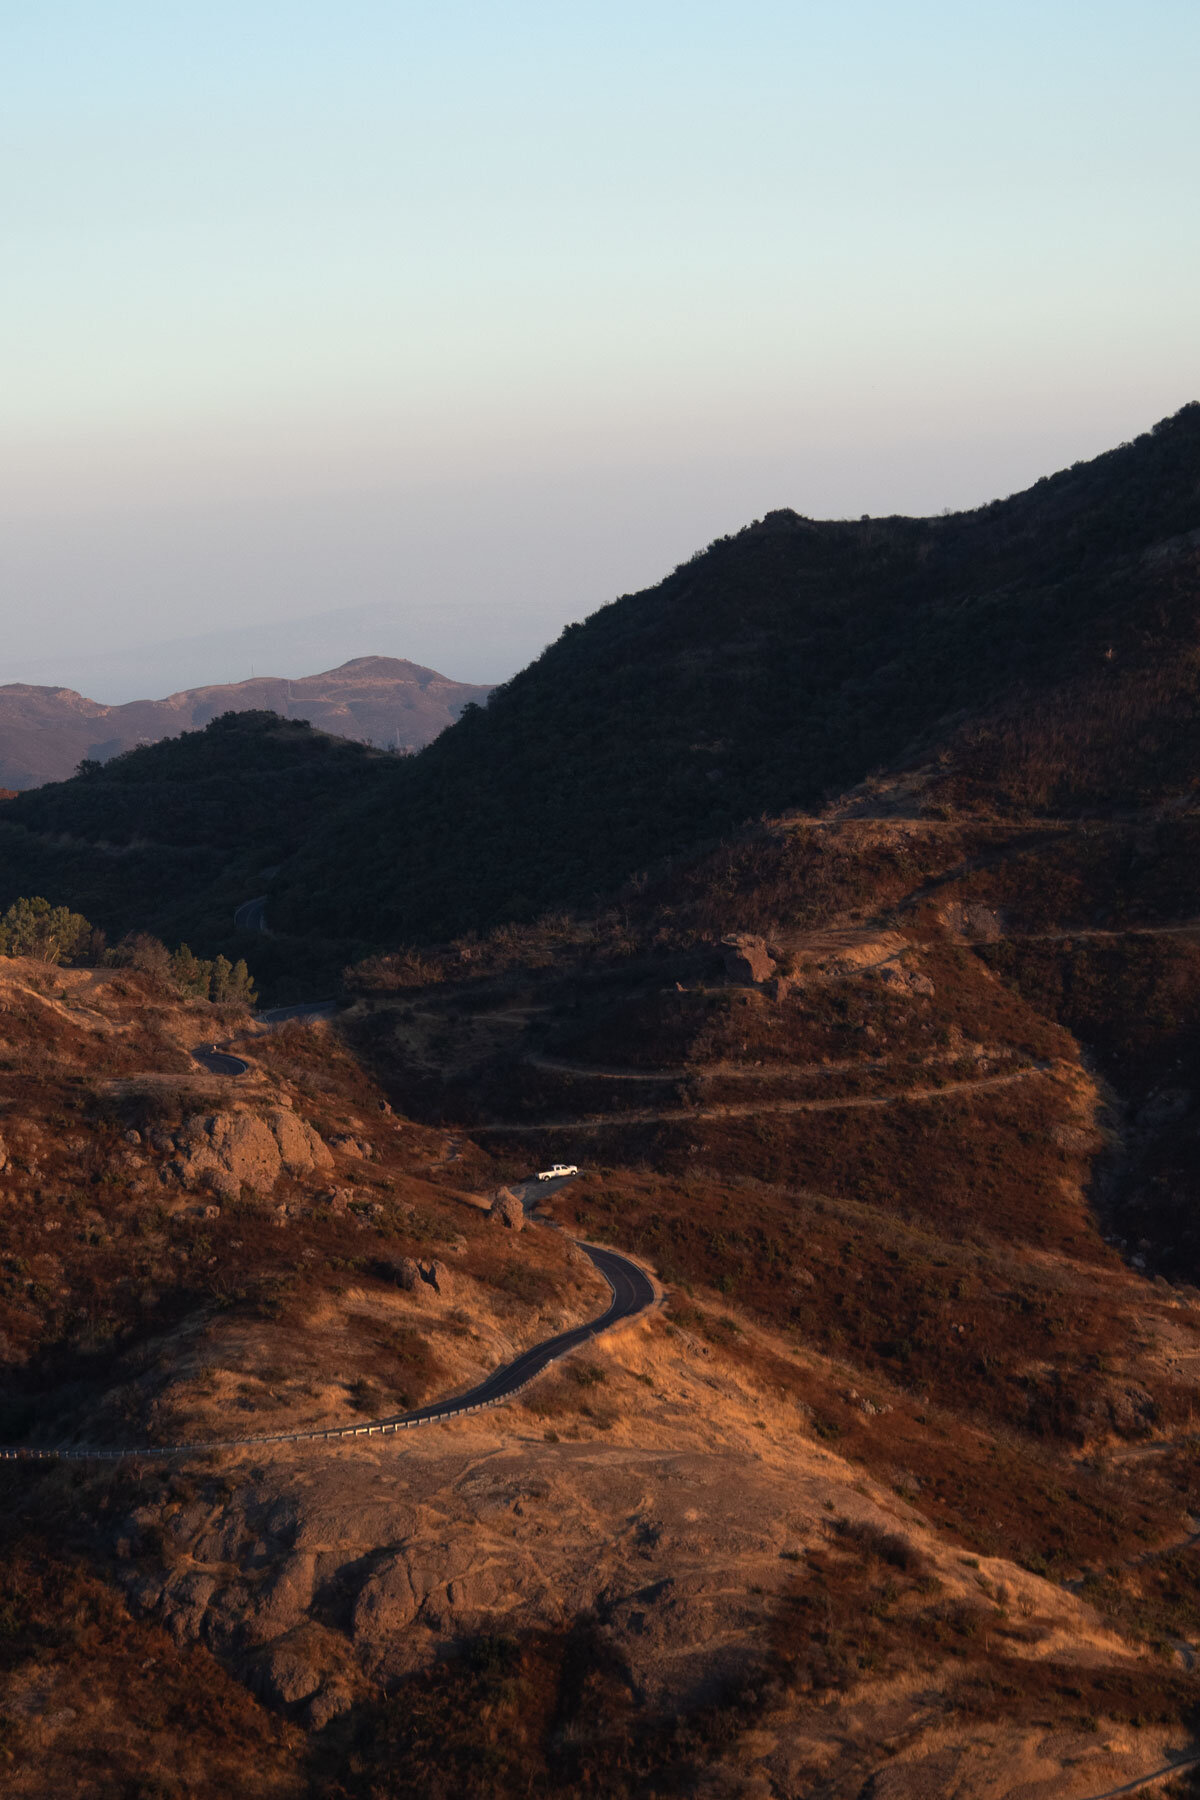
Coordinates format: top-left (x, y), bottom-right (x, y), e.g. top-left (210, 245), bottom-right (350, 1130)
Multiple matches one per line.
top-left (3, 1), bottom-right (1198, 698)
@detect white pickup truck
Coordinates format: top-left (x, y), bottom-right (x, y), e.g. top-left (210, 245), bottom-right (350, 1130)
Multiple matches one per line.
top-left (536, 1163), bottom-right (579, 1181)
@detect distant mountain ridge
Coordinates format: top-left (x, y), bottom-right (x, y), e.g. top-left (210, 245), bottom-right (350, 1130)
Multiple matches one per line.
top-left (0, 655), bottom-right (492, 789)
top-left (1, 403), bottom-right (1198, 975)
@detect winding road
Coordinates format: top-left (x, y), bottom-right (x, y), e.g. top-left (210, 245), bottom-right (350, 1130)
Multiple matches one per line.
top-left (0, 1201), bottom-right (655, 1462)
top-left (233, 895), bottom-right (269, 933)
top-left (11, 982), bottom-right (1200, 1797)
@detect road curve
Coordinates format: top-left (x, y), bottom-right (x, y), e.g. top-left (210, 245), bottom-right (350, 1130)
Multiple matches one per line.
top-left (190, 1043), bottom-right (251, 1077)
top-left (233, 895), bottom-right (269, 933)
top-left (0, 1239), bottom-right (656, 1462)
top-left (189, 1002), bottom-right (337, 1075)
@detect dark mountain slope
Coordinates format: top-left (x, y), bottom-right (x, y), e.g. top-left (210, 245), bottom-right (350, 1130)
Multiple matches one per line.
top-left (0, 712), bottom-right (387, 970)
top-left (269, 403), bottom-right (1200, 943)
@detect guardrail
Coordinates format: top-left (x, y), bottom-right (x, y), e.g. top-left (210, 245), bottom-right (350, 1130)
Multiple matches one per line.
top-left (0, 1368), bottom-right (556, 1463)
top-left (0, 1238), bottom-right (654, 1464)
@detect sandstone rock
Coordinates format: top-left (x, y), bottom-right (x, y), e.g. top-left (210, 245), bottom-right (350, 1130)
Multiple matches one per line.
top-left (331, 1136), bottom-right (366, 1158)
top-left (353, 1554), bottom-right (420, 1642)
top-left (307, 1682), bottom-right (355, 1731)
top-left (267, 1107), bottom-right (333, 1176)
top-left (489, 1188), bottom-right (526, 1231)
top-left (172, 1107), bottom-right (332, 1198)
top-left (0, 1135), bottom-right (7, 1174)
top-left (257, 1634), bottom-right (324, 1707)
top-left (719, 934), bottom-right (776, 985)
top-left (159, 1569), bottom-right (217, 1646)
top-left (246, 1552), bottom-right (317, 1645)
top-left (382, 1255), bottom-right (422, 1291)
top-left (177, 1111), bottom-right (280, 1196)
top-left (420, 1259), bottom-right (455, 1298)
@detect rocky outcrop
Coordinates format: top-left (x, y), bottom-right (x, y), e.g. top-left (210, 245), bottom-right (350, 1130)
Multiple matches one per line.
top-left (167, 1108), bottom-right (332, 1201)
top-left (382, 1255), bottom-right (423, 1291)
top-left (420, 1259), bottom-right (455, 1300)
top-left (719, 934), bottom-right (777, 986)
top-left (378, 1255), bottom-right (455, 1300)
top-left (489, 1188), bottom-right (526, 1231)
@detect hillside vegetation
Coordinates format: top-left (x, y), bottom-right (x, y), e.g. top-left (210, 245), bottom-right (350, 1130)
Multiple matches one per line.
top-left (3, 405), bottom-right (1198, 984)
top-left (268, 402), bottom-right (1200, 942)
top-left (6, 406), bottom-right (1200, 1795)
top-left (0, 711), bottom-right (385, 992)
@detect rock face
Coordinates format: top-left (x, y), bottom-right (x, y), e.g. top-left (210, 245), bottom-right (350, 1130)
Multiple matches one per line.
top-left (383, 1256), bottom-right (423, 1291)
top-left (171, 1108), bottom-right (332, 1200)
top-left (719, 934), bottom-right (777, 985)
top-left (117, 1445), bottom-right (815, 1725)
top-left (379, 1256), bottom-right (454, 1299)
top-left (489, 1189), bottom-right (526, 1231)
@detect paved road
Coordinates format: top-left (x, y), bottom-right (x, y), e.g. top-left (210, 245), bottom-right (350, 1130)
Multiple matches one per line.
top-left (189, 1002), bottom-right (337, 1075)
top-left (258, 1000), bottom-right (338, 1025)
top-left (367, 1242), bottom-right (655, 1427)
top-left (190, 1043), bottom-right (250, 1077)
top-left (0, 1212), bottom-right (655, 1461)
top-left (234, 896), bottom-right (268, 933)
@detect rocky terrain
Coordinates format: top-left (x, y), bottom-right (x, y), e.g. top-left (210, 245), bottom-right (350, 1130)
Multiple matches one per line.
top-left (4, 878), bottom-right (1200, 1797)
top-left (0, 655), bottom-right (490, 791)
top-left (2, 407), bottom-right (1200, 1795)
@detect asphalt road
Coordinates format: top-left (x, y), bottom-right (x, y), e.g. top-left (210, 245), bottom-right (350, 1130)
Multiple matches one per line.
top-left (190, 1043), bottom-right (250, 1077)
top-left (189, 1000), bottom-right (337, 1075)
top-left (233, 895), bottom-right (268, 933)
top-left (258, 1001), bottom-right (338, 1025)
top-left (0, 1202), bottom-right (657, 1460)
top-left (371, 1241), bottom-right (656, 1427)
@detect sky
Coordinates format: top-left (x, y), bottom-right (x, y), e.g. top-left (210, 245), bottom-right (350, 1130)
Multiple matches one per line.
top-left (2, 0), bottom-right (1198, 699)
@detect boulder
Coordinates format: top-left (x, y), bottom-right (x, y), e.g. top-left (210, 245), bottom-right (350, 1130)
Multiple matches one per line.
top-left (420, 1259), bottom-right (455, 1298)
top-left (489, 1188), bottom-right (526, 1231)
top-left (257, 1634), bottom-right (324, 1708)
top-left (719, 934), bottom-right (776, 985)
top-left (267, 1107), bottom-right (333, 1176)
top-left (379, 1255), bottom-right (422, 1291)
top-left (353, 1554), bottom-right (420, 1643)
top-left (172, 1108), bottom-right (332, 1198)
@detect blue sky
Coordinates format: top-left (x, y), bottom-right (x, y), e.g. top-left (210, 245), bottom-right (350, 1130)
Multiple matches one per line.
top-left (3, 1), bottom-right (1198, 695)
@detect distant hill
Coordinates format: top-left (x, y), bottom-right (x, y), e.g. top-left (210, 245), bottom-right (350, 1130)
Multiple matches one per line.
top-left (0, 655), bottom-right (492, 790)
top-left (2, 403), bottom-right (1198, 980)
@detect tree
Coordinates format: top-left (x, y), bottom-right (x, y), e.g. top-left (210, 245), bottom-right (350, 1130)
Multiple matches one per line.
top-left (0, 896), bottom-right (93, 965)
top-left (169, 943), bottom-right (214, 1000)
top-left (208, 954), bottom-right (257, 1007)
top-left (108, 933), bottom-right (172, 981)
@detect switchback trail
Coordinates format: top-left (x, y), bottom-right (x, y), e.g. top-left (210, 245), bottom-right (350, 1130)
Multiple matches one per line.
top-left (479, 1061), bottom-right (1054, 1134)
top-left (523, 1046), bottom-right (1016, 1084)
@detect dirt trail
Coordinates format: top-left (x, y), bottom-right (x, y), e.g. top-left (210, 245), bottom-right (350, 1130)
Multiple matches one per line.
top-left (524, 1046), bottom-right (1013, 1084)
top-left (479, 1061), bottom-right (1053, 1133)
top-left (966, 920), bottom-right (1200, 947)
